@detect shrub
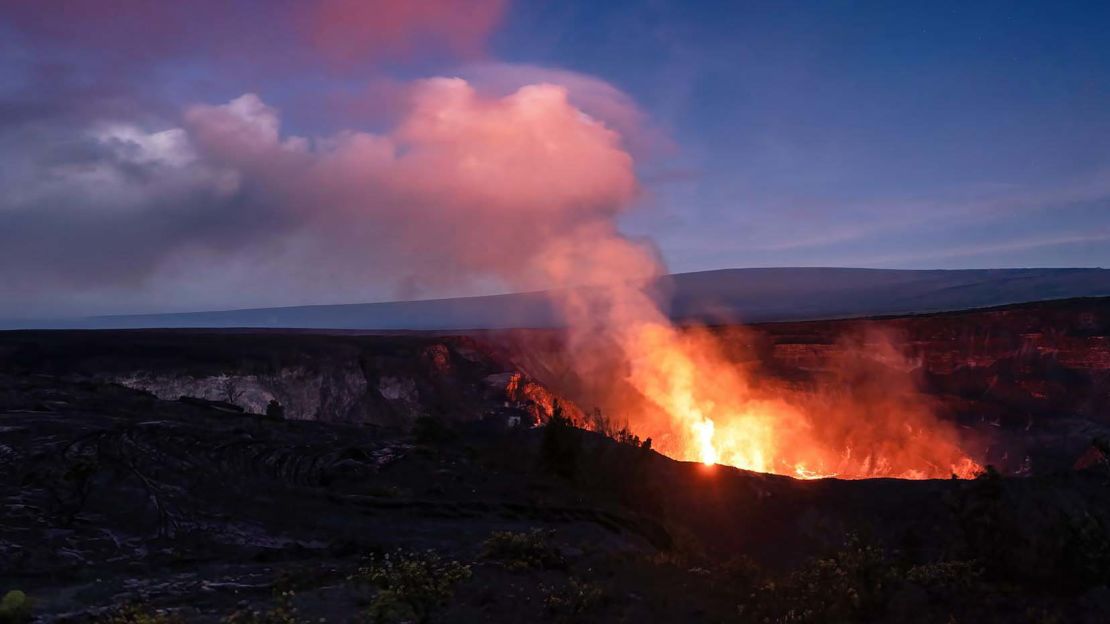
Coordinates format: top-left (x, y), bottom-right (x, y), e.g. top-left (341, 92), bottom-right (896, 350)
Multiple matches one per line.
top-left (905, 560), bottom-right (983, 594)
top-left (96, 604), bottom-right (184, 624)
top-left (0, 591), bottom-right (31, 624)
top-left (948, 465), bottom-right (1020, 580)
top-left (481, 529), bottom-right (566, 570)
top-left (540, 401), bottom-right (581, 479)
top-left (222, 590), bottom-right (300, 624)
top-left (717, 554), bottom-right (763, 588)
top-left (1060, 509), bottom-right (1110, 586)
top-left (740, 535), bottom-right (896, 623)
top-left (351, 549), bottom-right (471, 623)
top-left (612, 428), bottom-right (652, 451)
top-left (543, 577), bottom-right (607, 617)
top-left (265, 400), bottom-right (285, 419)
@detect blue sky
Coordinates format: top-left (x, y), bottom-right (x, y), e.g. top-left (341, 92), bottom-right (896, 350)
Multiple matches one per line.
top-left (1, 1), bottom-right (1108, 316)
top-left (491, 1), bottom-right (1110, 270)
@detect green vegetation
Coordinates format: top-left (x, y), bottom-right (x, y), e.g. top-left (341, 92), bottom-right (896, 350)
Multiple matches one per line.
top-left (542, 577), bottom-right (607, 618)
top-left (0, 591), bottom-right (31, 624)
top-left (223, 591), bottom-right (301, 624)
top-left (481, 528), bottom-right (566, 570)
top-left (350, 549), bottom-right (472, 623)
top-left (948, 466), bottom-right (1110, 589)
top-left (904, 559), bottom-right (983, 594)
top-left (96, 604), bottom-right (184, 624)
top-left (741, 534), bottom-right (896, 623)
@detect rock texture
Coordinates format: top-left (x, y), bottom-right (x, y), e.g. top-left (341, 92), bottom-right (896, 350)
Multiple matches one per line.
top-left (1, 297), bottom-right (1108, 474)
top-left (749, 298), bottom-right (1110, 472)
top-left (2, 373), bottom-right (1110, 622)
top-left (0, 332), bottom-right (559, 429)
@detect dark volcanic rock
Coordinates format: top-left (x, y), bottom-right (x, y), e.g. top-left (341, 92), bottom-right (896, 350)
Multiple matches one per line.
top-left (0, 332), bottom-right (558, 429)
top-left (2, 299), bottom-right (1110, 621)
top-left (2, 374), bottom-right (1110, 622)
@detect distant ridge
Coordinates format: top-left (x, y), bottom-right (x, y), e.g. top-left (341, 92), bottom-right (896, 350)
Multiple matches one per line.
top-left (6, 267), bottom-right (1110, 330)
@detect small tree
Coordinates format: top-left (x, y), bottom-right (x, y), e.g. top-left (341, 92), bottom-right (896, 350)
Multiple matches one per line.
top-left (265, 399), bottom-right (285, 419)
top-left (541, 401), bottom-right (581, 479)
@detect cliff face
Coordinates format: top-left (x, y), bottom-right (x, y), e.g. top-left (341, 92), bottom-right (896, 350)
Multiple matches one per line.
top-left (0, 332), bottom-right (558, 429)
top-left (2, 298), bottom-right (1108, 474)
top-left (736, 299), bottom-right (1110, 472)
top-left (752, 299), bottom-right (1110, 425)
top-left (112, 364), bottom-right (368, 421)
top-left (486, 298), bottom-right (1110, 474)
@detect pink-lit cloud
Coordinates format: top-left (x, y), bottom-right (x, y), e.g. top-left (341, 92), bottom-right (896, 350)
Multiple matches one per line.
top-left (2, 0), bottom-right (507, 71)
top-left (301, 0), bottom-right (507, 66)
top-left (182, 79), bottom-right (641, 293)
top-left (460, 62), bottom-right (674, 158)
top-left (0, 78), bottom-right (646, 313)
top-left (1, 1), bottom-right (674, 315)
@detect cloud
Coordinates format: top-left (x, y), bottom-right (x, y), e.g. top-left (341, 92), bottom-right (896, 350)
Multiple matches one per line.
top-left (459, 62), bottom-right (673, 158)
top-left (300, 0), bottom-right (508, 66)
top-left (0, 80), bottom-right (642, 315)
top-left (0, 2), bottom-right (668, 317)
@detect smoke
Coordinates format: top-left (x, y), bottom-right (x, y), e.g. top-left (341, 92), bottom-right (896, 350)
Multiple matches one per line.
top-left (179, 80), bottom-right (643, 294)
top-left (0, 1), bottom-right (666, 321)
top-left (507, 323), bottom-right (981, 479)
top-left (0, 78), bottom-right (651, 315)
top-left (0, 2), bottom-right (981, 477)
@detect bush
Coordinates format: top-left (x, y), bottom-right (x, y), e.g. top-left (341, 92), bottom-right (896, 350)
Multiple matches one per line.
top-left (905, 560), bottom-right (983, 594)
top-left (0, 591), bottom-right (31, 624)
top-left (612, 427), bottom-right (652, 451)
top-left (351, 549), bottom-right (471, 623)
top-left (481, 529), bottom-right (566, 570)
top-left (222, 590), bottom-right (300, 624)
top-left (543, 577), bottom-right (607, 617)
top-left (716, 554), bottom-right (763, 588)
top-left (96, 604), bottom-right (184, 624)
top-left (740, 535), bottom-right (896, 623)
top-left (1060, 509), bottom-right (1110, 586)
top-left (540, 401), bottom-right (582, 479)
top-left (948, 466), bottom-right (1110, 588)
top-left (265, 400), bottom-right (285, 419)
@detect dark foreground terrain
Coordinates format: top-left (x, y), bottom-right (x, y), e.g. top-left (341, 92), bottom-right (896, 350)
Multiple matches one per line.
top-left (3, 298), bottom-right (1110, 622)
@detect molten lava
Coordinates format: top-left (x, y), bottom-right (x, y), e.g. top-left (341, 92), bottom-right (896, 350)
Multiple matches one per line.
top-left (615, 322), bottom-right (982, 480)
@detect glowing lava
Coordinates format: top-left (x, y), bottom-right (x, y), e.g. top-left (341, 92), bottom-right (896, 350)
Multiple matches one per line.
top-left (611, 321), bottom-right (982, 480)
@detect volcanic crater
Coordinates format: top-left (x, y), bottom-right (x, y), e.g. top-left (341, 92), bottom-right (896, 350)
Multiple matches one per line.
top-left (2, 297), bottom-right (1110, 622)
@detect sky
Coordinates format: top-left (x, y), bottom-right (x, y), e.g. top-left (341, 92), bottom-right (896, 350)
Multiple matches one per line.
top-left (1, 0), bottom-right (1108, 318)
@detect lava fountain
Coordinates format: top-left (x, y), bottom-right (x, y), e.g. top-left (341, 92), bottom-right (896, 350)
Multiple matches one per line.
top-left (621, 322), bottom-right (982, 479)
